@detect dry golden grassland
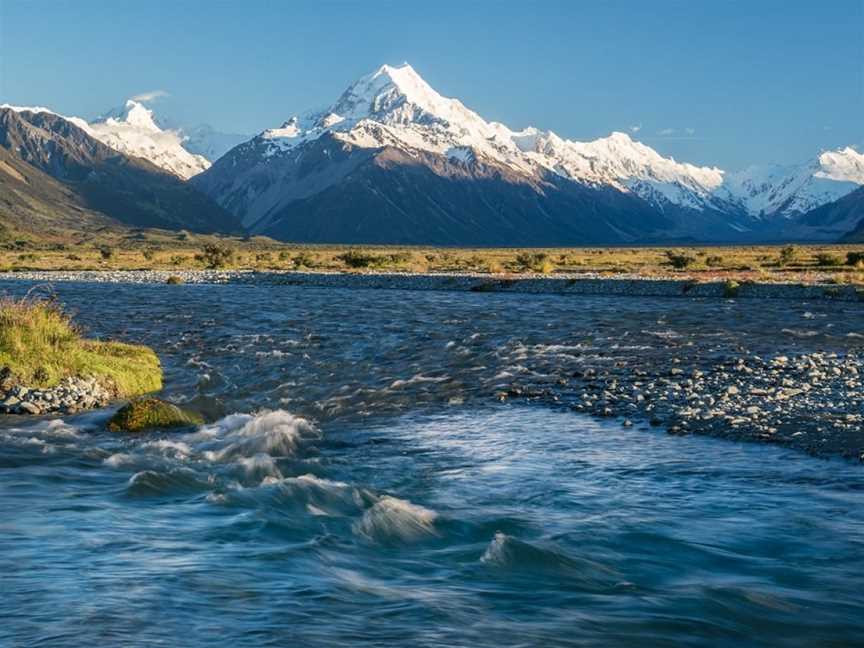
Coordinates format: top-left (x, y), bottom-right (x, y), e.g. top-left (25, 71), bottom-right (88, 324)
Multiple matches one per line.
top-left (1, 228), bottom-right (863, 284)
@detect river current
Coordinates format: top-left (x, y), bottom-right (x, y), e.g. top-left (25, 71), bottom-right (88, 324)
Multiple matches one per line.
top-left (1, 281), bottom-right (862, 646)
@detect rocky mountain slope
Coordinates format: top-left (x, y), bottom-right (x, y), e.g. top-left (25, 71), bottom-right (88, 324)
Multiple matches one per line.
top-left (193, 65), bottom-right (733, 244)
top-left (194, 63), bottom-right (862, 245)
top-left (1, 100), bottom-right (238, 180)
top-left (795, 186), bottom-right (864, 242)
top-left (0, 107), bottom-right (239, 235)
top-left (721, 148), bottom-right (864, 220)
top-left (4, 65), bottom-right (861, 245)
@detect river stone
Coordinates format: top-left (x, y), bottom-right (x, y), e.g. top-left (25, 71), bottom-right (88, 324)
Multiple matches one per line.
top-left (18, 402), bottom-right (41, 415)
top-left (107, 398), bottom-right (204, 433)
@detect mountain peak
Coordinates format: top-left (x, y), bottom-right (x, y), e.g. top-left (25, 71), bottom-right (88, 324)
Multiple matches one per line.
top-left (372, 62), bottom-right (427, 94)
top-left (84, 99), bottom-right (210, 179)
top-left (119, 99), bottom-right (161, 132)
top-left (327, 62), bottom-right (474, 128)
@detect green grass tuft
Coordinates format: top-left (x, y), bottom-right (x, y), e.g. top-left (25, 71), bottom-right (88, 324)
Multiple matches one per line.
top-left (0, 296), bottom-right (162, 396)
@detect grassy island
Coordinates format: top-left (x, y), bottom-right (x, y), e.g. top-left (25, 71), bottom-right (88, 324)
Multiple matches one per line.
top-left (0, 296), bottom-right (162, 397)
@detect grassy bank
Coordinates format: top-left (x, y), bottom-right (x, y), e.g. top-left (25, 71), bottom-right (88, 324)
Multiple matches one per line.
top-left (0, 296), bottom-right (162, 395)
top-left (1, 228), bottom-right (863, 285)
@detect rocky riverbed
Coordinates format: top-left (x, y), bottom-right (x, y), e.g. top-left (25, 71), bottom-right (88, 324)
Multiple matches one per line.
top-left (0, 375), bottom-right (114, 416)
top-left (0, 275), bottom-right (860, 461)
top-left (500, 349), bottom-right (863, 461)
top-left (1, 269), bottom-right (863, 301)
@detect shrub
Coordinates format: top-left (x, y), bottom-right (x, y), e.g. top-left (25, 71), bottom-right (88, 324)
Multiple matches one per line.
top-left (778, 245), bottom-right (798, 266)
top-left (664, 250), bottom-right (696, 269)
top-left (338, 249), bottom-right (379, 268)
top-left (142, 248), bottom-right (155, 261)
top-left (200, 243), bottom-right (234, 269)
top-left (846, 251), bottom-right (864, 267)
top-left (98, 245), bottom-right (114, 260)
top-left (514, 252), bottom-right (554, 273)
top-left (706, 255), bottom-right (724, 267)
top-left (292, 251), bottom-right (318, 268)
top-left (337, 250), bottom-right (411, 269)
top-left (814, 252), bottom-right (843, 266)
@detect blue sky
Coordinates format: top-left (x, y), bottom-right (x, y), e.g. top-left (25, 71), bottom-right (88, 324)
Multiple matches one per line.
top-left (1, 0), bottom-right (861, 169)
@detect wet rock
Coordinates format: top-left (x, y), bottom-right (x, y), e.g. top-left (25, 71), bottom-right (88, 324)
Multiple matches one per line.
top-left (0, 376), bottom-right (114, 417)
top-left (107, 398), bottom-right (204, 433)
top-left (18, 402), bottom-right (41, 415)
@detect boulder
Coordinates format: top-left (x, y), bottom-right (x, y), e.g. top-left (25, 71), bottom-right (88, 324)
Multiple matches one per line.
top-left (107, 398), bottom-right (204, 433)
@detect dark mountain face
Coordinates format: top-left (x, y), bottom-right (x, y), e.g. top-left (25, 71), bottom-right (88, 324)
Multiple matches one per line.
top-left (0, 143), bottom-right (116, 239)
top-left (798, 186), bottom-right (864, 242)
top-left (196, 134), bottom-right (767, 246)
top-left (256, 145), bottom-right (678, 246)
top-left (0, 108), bottom-right (241, 235)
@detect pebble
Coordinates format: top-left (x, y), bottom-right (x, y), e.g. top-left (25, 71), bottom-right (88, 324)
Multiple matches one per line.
top-left (0, 376), bottom-right (113, 416)
top-left (0, 269), bottom-right (863, 301)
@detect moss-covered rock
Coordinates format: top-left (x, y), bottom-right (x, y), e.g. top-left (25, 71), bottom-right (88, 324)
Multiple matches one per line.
top-left (107, 398), bottom-right (203, 433)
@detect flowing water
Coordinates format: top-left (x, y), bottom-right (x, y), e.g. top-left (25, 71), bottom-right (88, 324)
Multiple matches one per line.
top-left (1, 281), bottom-right (862, 647)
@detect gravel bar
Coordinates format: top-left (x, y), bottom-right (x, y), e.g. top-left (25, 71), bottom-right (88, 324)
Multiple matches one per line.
top-left (2, 269), bottom-right (863, 301)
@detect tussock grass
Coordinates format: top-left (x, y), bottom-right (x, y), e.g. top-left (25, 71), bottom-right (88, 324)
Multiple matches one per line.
top-left (0, 295), bottom-right (162, 395)
top-left (2, 226), bottom-right (863, 285)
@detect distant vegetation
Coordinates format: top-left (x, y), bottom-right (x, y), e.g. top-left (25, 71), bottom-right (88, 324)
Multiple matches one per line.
top-left (0, 295), bottom-right (161, 394)
top-left (0, 228), bottom-right (862, 285)
top-left (664, 251), bottom-right (697, 270)
top-left (198, 243), bottom-right (235, 268)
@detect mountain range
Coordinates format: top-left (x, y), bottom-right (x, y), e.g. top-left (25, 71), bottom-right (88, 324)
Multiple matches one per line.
top-left (0, 106), bottom-right (237, 238)
top-left (2, 63), bottom-right (862, 245)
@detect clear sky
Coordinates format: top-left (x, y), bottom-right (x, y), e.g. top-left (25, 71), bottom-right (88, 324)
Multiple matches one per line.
top-left (1, 0), bottom-right (861, 169)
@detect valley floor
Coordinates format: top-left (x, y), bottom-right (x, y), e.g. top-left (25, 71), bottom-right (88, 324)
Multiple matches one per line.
top-left (1, 231), bottom-right (864, 287)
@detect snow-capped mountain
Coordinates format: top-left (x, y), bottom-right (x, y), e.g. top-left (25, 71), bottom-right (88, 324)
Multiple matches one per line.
top-left (251, 64), bottom-right (730, 211)
top-left (0, 105), bottom-right (239, 234)
top-left (181, 124), bottom-right (250, 163)
top-left (194, 63), bottom-right (761, 243)
top-left (85, 100), bottom-right (210, 179)
top-left (720, 147), bottom-right (864, 219)
top-left (7, 64), bottom-right (861, 243)
top-left (2, 100), bottom-right (221, 180)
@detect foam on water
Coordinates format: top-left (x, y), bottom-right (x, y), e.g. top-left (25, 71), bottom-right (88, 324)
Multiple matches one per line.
top-left (196, 409), bottom-right (318, 462)
top-left (354, 496), bottom-right (440, 543)
top-left (2, 280), bottom-right (864, 646)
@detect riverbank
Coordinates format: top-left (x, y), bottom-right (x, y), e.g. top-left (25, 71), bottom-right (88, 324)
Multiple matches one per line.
top-left (2, 269), bottom-right (864, 301)
top-left (0, 296), bottom-right (162, 415)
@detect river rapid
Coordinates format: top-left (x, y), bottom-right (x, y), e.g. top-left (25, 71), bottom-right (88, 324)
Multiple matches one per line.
top-left (1, 281), bottom-right (862, 646)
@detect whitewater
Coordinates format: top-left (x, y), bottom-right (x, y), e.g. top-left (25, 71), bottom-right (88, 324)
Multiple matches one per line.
top-left (1, 279), bottom-right (863, 646)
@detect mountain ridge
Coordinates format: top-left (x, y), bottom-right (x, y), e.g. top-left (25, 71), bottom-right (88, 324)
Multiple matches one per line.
top-left (194, 63), bottom-right (862, 244)
top-left (0, 106), bottom-right (240, 235)
top-left (4, 64), bottom-right (862, 244)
